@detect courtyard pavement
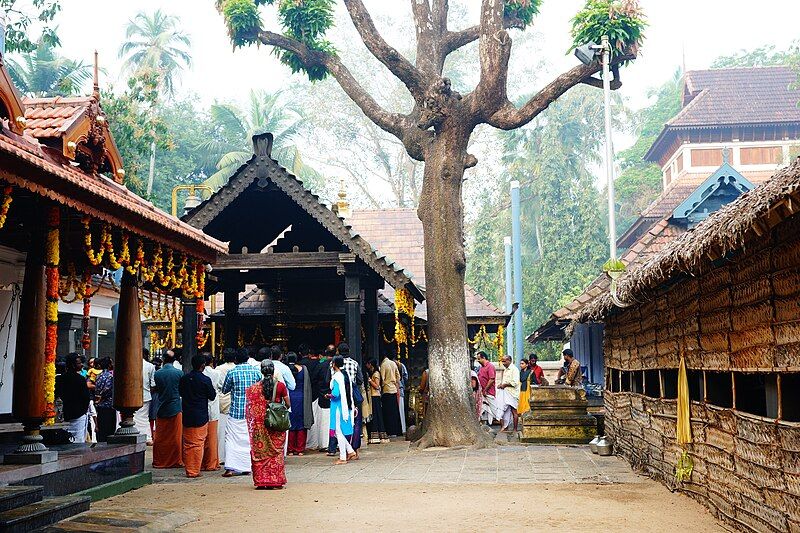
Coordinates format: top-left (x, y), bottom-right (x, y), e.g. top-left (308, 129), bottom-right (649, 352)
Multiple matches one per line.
top-left (148, 440), bottom-right (644, 485)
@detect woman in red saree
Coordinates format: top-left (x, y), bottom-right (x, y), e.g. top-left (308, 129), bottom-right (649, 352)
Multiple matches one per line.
top-left (245, 360), bottom-right (290, 489)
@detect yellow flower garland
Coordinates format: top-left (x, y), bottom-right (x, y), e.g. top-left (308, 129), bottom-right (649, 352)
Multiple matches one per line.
top-left (44, 206), bottom-right (60, 424)
top-left (0, 185), bottom-right (12, 229)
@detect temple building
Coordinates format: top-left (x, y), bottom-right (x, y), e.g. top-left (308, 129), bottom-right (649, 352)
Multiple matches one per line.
top-left (181, 135), bottom-right (508, 389)
top-left (0, 53), bottom-right (225, 525)
top-left (529, 66), bottom-right (800, 385)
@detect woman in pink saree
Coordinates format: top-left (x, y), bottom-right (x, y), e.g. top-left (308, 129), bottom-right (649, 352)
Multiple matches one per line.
top-left (245, 360), bottom-right (290, 489)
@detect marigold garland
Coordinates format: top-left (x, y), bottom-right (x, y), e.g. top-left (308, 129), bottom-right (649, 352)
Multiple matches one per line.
top-left (0, 185), bottom-right (12, 229)
top-left (81, 298), bottom-right (91, 351)
top-left (44, 205), bottom-right (60, 424)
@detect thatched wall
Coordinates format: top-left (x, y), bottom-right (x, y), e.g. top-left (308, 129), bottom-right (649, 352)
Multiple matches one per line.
top-left (603, 216), bottom-right (800, 532)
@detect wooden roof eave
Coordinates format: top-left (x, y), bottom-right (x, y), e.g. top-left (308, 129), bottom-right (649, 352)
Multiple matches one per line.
top-left (0, 138), bottom-right (226, 261)
top-left (0, 60), bottom-right (25, 135)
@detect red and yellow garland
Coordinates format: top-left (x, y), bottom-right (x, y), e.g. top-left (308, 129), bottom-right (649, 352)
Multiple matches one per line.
top-left (44, 205), bottom-right (60, 424)
top-left (0, 185), bottom-right (12, 229)
top-left (81, 298), bottom-right (91, 351)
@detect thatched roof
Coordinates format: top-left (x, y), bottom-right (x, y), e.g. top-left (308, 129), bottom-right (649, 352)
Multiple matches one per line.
top-left (579, 156), bottom-right (800, 323)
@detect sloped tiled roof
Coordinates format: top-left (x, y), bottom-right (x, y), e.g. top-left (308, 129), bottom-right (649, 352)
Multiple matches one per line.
top-left (23, 96), bottom-right (92, 138)
top-left (528, 218), bottom-right (684, 342)
top-left (674, 67), bottom-right (800, 128)
top-left (646, 67), bottom-right (800, 162)
top-left (0, 127), bottom-right (226, 260)
top-left (347, 208), bottom-right (508, 323)
top-left (183, 133), bottom-right (422, 300)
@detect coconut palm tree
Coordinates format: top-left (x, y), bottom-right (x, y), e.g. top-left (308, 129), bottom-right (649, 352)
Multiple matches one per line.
top-left (7, 39), bottom-right (93, 97)
top-left (118, 10), bottom-right (191, 97)
top-left (199, 89), bottom-right (323, 191)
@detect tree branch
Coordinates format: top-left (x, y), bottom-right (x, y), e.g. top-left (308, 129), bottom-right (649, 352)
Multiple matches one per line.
top-left (473, 0), bottom-right (512, 117)
top-left (343, 0), bottom-right (427, 100)
top-left (443, 16), bottom-right (525, 56)
top-left (257, 30), bottom-right (409, 139)
top-left (486, 54), bottom-right (633, 130)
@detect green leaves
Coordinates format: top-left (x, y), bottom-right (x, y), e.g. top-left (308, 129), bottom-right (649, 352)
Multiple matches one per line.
top-left (503, 0), bottom-right (542, 28)
top-left (0, 0), bottom-right (61, 53)
top-left (221, 0), bottom-right (263, 48)
top-left (220, 0), bottom-right (335, 80)
top-left (570, 0), bottom-right (646, 66)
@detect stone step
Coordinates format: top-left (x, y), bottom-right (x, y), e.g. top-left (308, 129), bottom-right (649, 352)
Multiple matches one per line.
top-left (0, 496), bottom-right (90, 533)
top-left (0, 486), bottom-right (43, 512)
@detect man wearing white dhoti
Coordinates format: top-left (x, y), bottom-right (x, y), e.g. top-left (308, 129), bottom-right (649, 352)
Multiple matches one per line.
top-left (497, 355), bottom-right (521, 432)
top-left (221, 348), bottom-right (262, 476)
top-left (215, 349), bottom-right (236, 464)
top-left (134, 349), bottom-right (156, 444)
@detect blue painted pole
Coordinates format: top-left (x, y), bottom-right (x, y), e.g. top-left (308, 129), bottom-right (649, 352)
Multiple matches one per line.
top-left (511, 181), bottom-right (524, 363)
top-left (504, 236), bottom-right (513, 359)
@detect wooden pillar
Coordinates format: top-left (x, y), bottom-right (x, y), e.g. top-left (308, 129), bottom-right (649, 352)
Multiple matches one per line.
top-left (344, 273), bottom-right (362, 366)
top-left (110, 271), bottom-right (143, 440)
top-left (181, 298), bottom-right (198, 371)
top-left (364, 288), bottom-right (379, 363)
top-left (10, 230), bottom-right (50, 455)
top-left (224, 288), bottom-right (239, 350)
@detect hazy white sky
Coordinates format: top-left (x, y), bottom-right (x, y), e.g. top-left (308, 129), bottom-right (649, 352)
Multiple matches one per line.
top-left (54, 0), bottom-right (799, 111)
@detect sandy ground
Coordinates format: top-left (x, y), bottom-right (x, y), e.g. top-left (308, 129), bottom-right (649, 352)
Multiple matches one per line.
top-left (100, 481), bottom-right (726, 532)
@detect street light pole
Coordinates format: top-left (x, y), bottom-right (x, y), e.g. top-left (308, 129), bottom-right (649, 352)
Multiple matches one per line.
top-left (601, 35), bottom-right (618, 261)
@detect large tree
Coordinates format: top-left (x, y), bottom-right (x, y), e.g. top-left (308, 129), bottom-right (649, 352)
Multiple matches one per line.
top-left (218, 0), bottom-right (645, 447)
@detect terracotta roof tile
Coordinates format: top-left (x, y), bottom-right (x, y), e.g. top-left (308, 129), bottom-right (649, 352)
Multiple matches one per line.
top-left (348, 208), bottom-right (508, 322)
top-left (673, 67), bottom-right (800, 127)
top-left (23, 96), bottom-right (91, 139)
top-left (0, 128), bottom-right (226, 259)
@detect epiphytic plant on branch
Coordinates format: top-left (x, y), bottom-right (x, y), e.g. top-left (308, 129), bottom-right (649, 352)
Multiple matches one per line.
top-left (217, 0), bottom-right (645, 448)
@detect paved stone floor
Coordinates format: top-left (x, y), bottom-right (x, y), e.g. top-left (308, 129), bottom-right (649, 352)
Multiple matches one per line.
top-left (148, 440), bottom-right (643, 485)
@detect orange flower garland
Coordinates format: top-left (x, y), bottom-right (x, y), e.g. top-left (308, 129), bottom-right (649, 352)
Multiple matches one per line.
top-left (81, 298), bottom-right (91, 351)
top-left (0, 185), bottom-right (12, 229)
top-left (44, 205), bottom-right (60, 424)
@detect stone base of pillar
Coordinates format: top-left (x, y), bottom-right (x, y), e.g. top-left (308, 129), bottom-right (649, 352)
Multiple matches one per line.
top-left (3, 424), bottom-right (58, 464)
top-left (3, 450), bottom-right (59, 464)
top-left (107, 410), bottom-right (146, 445)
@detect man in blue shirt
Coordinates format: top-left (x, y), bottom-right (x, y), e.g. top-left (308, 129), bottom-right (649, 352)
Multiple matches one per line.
top-left (153, 351), bottom-right (183, 468)
top-left (221, 348), bottom-right (262, 476)
top-left (179, 355), bottom-right (216, 478)
top-left (269, 345), bottom-right (296, 391)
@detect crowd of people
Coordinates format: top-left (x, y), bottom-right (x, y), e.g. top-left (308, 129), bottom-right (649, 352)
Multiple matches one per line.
top-left (54, 342), bottom-right (413, 490)
top-left (54, 341), bottom-right (582, 490)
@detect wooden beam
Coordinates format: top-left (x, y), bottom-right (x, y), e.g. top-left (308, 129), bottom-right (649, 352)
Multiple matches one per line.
top-left (214, 252), bottom-right (344, 270)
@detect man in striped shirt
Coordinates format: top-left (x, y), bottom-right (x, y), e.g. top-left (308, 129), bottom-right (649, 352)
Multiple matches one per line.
top-left (221, 348), bottom-right (262, 476)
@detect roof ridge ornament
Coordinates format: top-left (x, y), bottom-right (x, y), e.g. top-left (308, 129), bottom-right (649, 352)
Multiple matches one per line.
top-left (722, 146), bottom-right (730, 164)
top-left (252, 132), bottom-right (274, 158)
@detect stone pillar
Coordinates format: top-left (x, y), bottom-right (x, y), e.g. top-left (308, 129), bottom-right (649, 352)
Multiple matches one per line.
top-left (181, 298), bottom-right (198, 371)
top-left (108, 271), bottom-right (145, 444)
top-left (8, 229), bottom-right (56, 463)
top-left (344, 274), bottom-right (361, 366)
top-left (224, 288), bottom-right (239, 350)
top-left (364, 288), bottom-right (379, 363)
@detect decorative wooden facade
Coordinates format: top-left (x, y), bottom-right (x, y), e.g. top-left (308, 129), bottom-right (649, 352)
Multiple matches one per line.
top-left (0, 57), bottom-right (226, 460)
top-left (578, 158), bottom-right (800, 533)
top-left (182, 133), bottom-right (424, 367)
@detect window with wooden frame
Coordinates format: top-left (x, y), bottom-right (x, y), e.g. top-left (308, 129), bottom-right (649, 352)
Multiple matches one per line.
top-left (621, 371), bottom-right (631, 392)
top-left (687, 370), bottom-right (704, 402)
top-left (740, 146), bottom-right (782, 165)
top-left (691, 148), bottom-right (723, 167)
top-left (631, 371), bottom-right (644, 395)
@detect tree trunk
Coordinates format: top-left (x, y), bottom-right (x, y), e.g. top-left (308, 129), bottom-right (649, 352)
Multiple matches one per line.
top-left (415, 125), bottom-right (492, 448)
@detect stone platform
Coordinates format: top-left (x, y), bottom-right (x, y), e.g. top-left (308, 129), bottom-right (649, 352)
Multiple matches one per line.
top-left (520, 386), bottom-right (597, 444)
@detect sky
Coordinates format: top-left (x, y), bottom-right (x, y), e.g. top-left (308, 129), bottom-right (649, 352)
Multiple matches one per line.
top-left (52, 0), bottom-right (799, 110)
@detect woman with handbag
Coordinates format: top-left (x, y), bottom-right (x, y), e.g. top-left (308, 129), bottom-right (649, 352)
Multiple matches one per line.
top-left (245, 360), bottom-right (290, 489)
